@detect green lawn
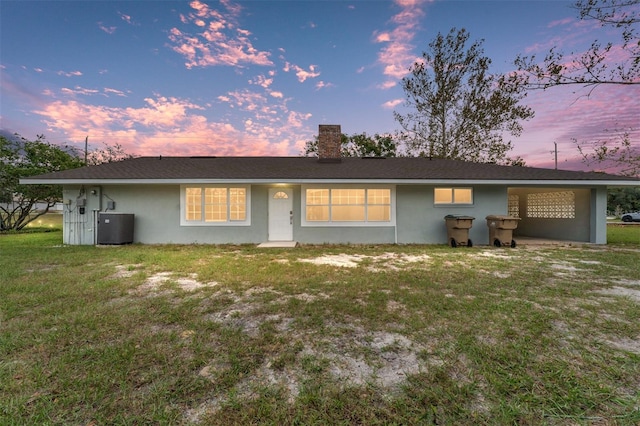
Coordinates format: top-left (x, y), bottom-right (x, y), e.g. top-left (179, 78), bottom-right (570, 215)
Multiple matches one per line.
top-left (1, 231), bottom-right (639, 425)
top-left (608, 223), bottom-right (640, 245)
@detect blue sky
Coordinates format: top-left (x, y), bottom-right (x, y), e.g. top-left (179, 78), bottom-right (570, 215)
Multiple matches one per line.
top-left (1, 0), bottom-right (638, 170)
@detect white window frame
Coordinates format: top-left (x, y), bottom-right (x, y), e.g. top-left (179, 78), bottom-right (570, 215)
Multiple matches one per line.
top-left (180, 185), bottom-right (251, 226)
top-left (301, 184), bottom-right (396, 227)
top-left (433, 187), bottom-right (474, 206)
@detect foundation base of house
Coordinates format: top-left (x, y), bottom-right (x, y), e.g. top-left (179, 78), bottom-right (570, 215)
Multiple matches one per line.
top-left (257, 241), bottom-right (299, 248)
top-left (514, 237), bottom-right (590, 247)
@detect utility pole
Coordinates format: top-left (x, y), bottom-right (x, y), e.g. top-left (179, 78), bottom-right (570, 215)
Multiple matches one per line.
top-left (554, 141), bottom-right (558, 170)
top-left (84, 136), bottom-right (88, 165)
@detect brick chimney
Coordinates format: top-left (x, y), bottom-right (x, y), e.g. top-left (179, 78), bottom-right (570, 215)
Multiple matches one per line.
top-left (317, 124), bottom-right (341, 162)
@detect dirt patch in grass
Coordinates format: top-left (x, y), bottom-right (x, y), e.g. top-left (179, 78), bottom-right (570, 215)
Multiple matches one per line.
top-left (596, 286), bottom-right (640, 302)
top-left (109, 263), bottom-right (143, 279)
top-left (129, 269), bottom-right (220, 294)
top-left (186, 326), bottom-right (431, 422)
top-left (298, 252), bottom-right (430, 270)
top-left (126, 268), bottom-right (434, 420)
top-left (602, 337), bottom-right (640, 354)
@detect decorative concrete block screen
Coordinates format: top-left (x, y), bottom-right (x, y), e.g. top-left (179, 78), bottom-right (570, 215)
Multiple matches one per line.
top-left (508, 194), bottom-right (520, 218)
top-left (526, 191), bottom-right (576, 219)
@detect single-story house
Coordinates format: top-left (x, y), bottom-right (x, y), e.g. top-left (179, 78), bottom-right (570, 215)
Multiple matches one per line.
top-left (21, 125), bottom-right (640, 246)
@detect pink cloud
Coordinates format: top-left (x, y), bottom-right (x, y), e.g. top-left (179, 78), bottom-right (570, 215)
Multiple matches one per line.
top-left (30, 88), bottom-right (316, 157)
top-left (375, 32), bottom-right (391, 43)
top-left (118, 12), bottom-right (134, 25)
top-left (57, 70), bottom-right (83, 77)
top-left (377, 80), bottom-right (397, 90)
top-left (104, 87), bottom-right (128, 97)
top-left (524, 12), bottom-right (610, 55)
top-left (98, 22), bottom-right (117, 34)
top-left (315, 81), bottom-right (334, 90)
top-left (283, 62), bottom-right (321, 82)
top-left (373, 0), bottom-right (428, 88)
top-left (547, 17), bottom-right (573, 28)
top-left (221, 89), bottom-right (266, 112)
top-left (167, 0), bottom-right (272, 68)
top-left (287, 111), bottom-right (312, 128)
top-left (382, 99), bottom-right (403, 109)
top-left (250, 74), bottom-right (274, 88)
top-left (61, 86), bottom-right (100, 97)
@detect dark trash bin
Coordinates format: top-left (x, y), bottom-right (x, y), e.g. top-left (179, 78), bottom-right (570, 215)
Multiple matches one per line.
top-left (444, 215), bottom-right (475, 248)
top-left (486, 215), bottom-right (520, 248)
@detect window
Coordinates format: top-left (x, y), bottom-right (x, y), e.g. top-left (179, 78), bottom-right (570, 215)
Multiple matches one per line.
top-left (181, 186), bottom-right (250, 226)
top-left (434, 188), bottom-right (473, 205)
top-left (332, 189), bottom-right (365, 221)
top-left (303, 186), bottom-right (393, 225)
top-left (527, 191), bottom-right (575, 219)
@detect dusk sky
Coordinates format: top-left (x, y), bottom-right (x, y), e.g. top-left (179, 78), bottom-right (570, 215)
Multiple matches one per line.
top-left (1, 0), bottom-right (638, 170)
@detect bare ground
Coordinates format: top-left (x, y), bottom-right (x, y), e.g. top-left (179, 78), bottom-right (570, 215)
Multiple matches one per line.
top-left (113, 248), bottom-right (640, 422)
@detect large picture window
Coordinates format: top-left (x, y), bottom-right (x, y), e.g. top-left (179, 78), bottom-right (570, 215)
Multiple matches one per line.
top-left (303, 186), bottom-right (393, 226)
top-left (181, 186), bottom-right (250, 226)
top-left (434, 188), bottom-right (473, 205)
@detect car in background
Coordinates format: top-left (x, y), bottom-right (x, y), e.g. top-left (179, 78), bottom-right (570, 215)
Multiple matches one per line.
top-left (621, 212), bottom-right (640, 222)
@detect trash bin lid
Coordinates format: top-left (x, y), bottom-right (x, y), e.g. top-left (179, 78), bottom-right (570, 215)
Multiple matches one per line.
top-left (485, 215), bottom-right (520, 220)
top-left (444, 214), bottom-right (475, 220)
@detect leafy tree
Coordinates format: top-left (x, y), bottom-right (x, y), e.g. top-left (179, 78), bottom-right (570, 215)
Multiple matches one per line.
top-left (395, 28), bottom-right (534, 164)
top-left (1, 135), bottom-right (84, 230)
top-left (608, 187), bottom-right (640, 216)
top-left (514, 0), bottom-right (639, 90)
top-left (0, 135), bottom-right (135, 231)
top-left (303, 132), bottom-right (397, 157)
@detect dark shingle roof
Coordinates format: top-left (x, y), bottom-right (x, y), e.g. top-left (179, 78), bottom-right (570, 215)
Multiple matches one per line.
top-left (22, 156), bottom-right (640, 183)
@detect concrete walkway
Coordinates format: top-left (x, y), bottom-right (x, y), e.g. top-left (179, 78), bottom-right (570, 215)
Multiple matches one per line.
top-left (257, 241), bottom-right (299, 248)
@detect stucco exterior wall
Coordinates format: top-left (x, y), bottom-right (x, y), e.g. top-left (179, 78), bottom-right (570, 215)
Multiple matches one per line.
top-left (60, 183), bottom-right (608, 245)
top-left (395, 185), bottom-right (508, 245)
top-left (63, 184), bottom-right (269, 244)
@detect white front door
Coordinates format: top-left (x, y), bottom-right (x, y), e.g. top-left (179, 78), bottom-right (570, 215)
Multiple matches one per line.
top-left (268, 188), bottom-right (293, 241)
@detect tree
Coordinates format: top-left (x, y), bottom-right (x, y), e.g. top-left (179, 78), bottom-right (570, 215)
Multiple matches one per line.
top-left (0, 135), bottom-right (135, 231)
top-left (514, 0), bottom-right (639, 90)
top-left (303, 132), bottom-right (397, 157)
top-left (607, 187), bottom-right (640, 216)
top-left (0, 135), bottom-right (84, 231)
top-left (395, 28), bottom-right (534, 164)
top-left (86, 142), bottom-right (134, 165)
top-left (575, 130), bottom-right (639, 177)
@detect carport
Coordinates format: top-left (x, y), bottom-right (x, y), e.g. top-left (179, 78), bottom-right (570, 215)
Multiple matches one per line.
top-left (507, 187), bottom-right (607, 244)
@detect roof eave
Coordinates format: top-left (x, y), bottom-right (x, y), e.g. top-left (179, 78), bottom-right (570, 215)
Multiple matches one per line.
top-left (19, 178), bottom-right (640, 186)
